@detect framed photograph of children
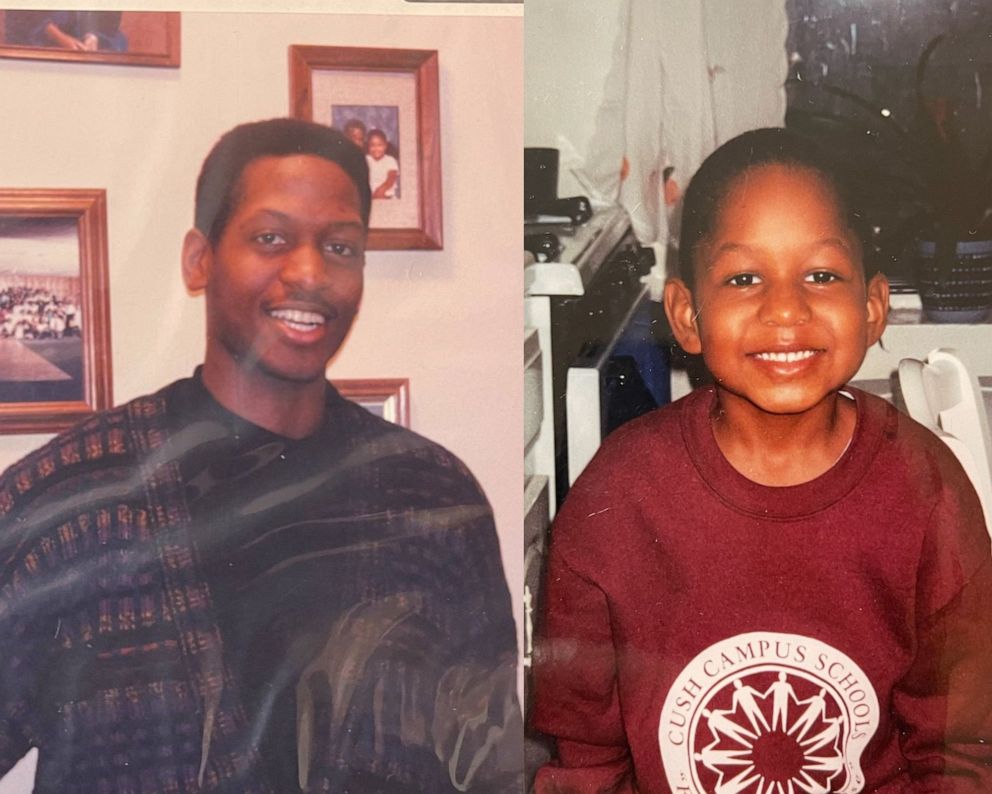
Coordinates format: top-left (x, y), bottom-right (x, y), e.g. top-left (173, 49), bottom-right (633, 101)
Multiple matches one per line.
top-left (289, 45), bottom-right (443, 250)
top-left (0, 189), bottom-right (112, 434)
top-left (333, 378), bottom-right (410, 427)
top-left (0, 11), bottom-right (180, 68)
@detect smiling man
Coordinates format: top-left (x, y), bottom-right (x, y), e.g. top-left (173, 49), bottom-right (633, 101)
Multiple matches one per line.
top-left (0, 119), bottom-right (520, 793)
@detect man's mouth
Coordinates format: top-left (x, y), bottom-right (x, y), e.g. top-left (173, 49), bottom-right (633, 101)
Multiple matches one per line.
top-left (267, 308), bottom-right (326, 332)
top-left (753, 349), bottom-right (819, 363)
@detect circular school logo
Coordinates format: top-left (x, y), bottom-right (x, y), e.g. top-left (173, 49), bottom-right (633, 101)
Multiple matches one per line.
top-left (658, 632), bottom-right (879, 794)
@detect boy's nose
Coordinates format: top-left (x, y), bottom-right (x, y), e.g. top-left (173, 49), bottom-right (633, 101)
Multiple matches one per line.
top-left (759, 281), bottom-right (811, 326)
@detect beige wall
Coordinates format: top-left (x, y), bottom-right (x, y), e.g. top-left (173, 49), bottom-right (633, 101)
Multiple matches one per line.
top-left (0, 4), bottom-right (522, 729)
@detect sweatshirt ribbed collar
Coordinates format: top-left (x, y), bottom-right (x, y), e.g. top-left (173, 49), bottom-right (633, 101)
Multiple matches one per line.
top-left (682, 386), bottom-right (889, 519)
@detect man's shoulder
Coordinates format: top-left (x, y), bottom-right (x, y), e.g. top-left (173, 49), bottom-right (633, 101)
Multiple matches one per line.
top-left (331, 388), bottom-right (487, 505)
top-left (0, 378), bottom-right (185, 519)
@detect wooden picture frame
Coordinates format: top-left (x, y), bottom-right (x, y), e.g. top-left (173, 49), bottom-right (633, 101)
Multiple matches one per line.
top-left (290, 45), bottom-right (443, 250)
top-left (0, 189), bottom-right (112, 434)
top-left (0, 11), bottom-right (180, 68)
top-left (333, 378), bottom-right (410, 427)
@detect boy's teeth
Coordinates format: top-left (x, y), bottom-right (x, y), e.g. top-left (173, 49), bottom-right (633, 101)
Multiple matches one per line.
top-left (755, 350), bottom-right (816, 363)
top-left (268, 309), bottom-right (325, 330)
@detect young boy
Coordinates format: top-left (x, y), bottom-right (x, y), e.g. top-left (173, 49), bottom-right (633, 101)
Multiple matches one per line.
top-left (531, 128), bottom-right (992, 793)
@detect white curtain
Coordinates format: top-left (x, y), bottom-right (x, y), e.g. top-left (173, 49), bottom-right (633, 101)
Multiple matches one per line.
top-left (583, 0), bottom-right (789, 254)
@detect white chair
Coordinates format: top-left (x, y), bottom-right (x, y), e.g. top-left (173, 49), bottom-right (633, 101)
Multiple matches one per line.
top-left (898, 348), bottom-right (992, 538)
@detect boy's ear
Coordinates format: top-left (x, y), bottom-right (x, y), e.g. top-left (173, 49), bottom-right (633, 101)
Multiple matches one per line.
top-left (864, 272), bottom-right (890, 347)
top-left (181, 228), bottom-right (212, 293)
top-left (663, 278), bottom-right (703, 355)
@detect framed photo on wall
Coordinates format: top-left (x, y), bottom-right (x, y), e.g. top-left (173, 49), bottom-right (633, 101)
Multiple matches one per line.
top-left (333, 378), bottom-right (410, 427)
top-left (0, 189), bottom-right (112, 434)
top-left (0, 11), bottom-right (180, 68)
top-left (290, 45), bottom-right (443, 250)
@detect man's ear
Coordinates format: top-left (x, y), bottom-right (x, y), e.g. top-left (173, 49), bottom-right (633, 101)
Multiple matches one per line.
top-left (663, 278), bottom-right (703, 355)
top-left (865, 272), bottom-right (890, 347)
top-left (181, 228), bottom-right (212, 293)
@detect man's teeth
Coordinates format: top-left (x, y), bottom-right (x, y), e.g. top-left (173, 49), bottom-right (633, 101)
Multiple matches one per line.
top-left (269, 309), bottom-right (325, 330)
top-left (755, 350), bottom-right (817, 363)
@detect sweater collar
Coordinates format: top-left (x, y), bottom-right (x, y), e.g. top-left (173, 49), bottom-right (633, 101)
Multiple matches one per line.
top-left (184, 366), bottom-right (347, 443)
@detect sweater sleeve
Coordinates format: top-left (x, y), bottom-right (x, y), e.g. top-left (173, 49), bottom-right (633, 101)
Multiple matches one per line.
top-left (530, 529), bottom-right (637, 793)
top-left (890, 473), bottom-right (992, 791)
top-left (0, 465), bottom-right (57, 778)
top-left (0, 578), bottom-right (41, 776)
top-left (431, 501), bottom-right (524, 794)
top-left (300, 442), bottom-right (523, 793)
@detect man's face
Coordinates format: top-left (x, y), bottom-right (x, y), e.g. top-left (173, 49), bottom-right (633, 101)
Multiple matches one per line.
top-left (346, 126), bottom-right (365, 149)
top-left (200, 154), bottom-right (366, 387)
top-left (678, 164), bottom-right (887, 417)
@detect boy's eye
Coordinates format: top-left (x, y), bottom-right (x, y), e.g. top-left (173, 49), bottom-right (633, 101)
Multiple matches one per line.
top-left (727, 273), bottom-right (761, 287)
top-left (806, 270), bottom-right (840, 284)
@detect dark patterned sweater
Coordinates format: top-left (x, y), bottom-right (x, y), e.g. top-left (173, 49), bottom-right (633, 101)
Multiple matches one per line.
top-left (0, 373), bottom-right (521, 793)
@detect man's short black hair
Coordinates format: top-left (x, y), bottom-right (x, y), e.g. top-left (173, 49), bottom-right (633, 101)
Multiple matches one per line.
top-left (343, 118), bottom-right (366, 135)
top-left (679, 127), bottom-right (875, 290)
top-left (195, 117), bottom-right (372, 244)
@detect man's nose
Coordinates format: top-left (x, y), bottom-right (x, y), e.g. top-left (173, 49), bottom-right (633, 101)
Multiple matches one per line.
top-left (281, 243), bottom-right (328, 289)
top-left (759, 279), bottom-right (811, 326)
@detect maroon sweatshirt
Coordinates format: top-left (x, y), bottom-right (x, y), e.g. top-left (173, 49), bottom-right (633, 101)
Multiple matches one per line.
top-left (532, 387), bottom-right (992, 793)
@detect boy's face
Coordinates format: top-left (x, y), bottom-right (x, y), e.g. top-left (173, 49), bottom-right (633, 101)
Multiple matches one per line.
top-left (665, 164), bottom-right (888, 417)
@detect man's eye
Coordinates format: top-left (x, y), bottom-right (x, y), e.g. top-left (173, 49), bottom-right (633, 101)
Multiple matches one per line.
top-left (254, 232), bottom-right (286, 247)
top-left (806, 270), bottom-right (840, 284)
top-left (727, 273), bottom-right (760, 287)
top-left (324, 241), bottom-right (359, 257)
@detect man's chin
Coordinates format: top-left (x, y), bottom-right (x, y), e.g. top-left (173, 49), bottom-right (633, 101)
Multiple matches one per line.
top-left (212, 339), bottom-right (339, 389)
top-left (257, 360), bottom-right (331, 385)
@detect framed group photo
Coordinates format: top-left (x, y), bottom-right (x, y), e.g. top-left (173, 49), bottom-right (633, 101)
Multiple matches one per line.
top-left (0, 10), bottom-right (180, 68)
top-left (0, 189), bottom-right (112, 434)
top-left (290, 45), bottom-right (443, 250)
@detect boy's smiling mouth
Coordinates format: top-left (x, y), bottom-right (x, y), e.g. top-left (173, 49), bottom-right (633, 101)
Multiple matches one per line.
top-left (752, 349), bottom-right (820, 364)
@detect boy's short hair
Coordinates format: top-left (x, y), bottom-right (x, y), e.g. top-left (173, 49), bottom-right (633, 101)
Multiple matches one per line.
top-left (367, 128), bottom-right (388, 144)
top-left (678, 127), bottom-right (875, 289)
top-left (195, 117), bottom-right (372, 244)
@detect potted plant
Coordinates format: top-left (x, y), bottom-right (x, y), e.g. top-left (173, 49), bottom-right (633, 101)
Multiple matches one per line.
top-left (787, 32), bottom-right (992, 321)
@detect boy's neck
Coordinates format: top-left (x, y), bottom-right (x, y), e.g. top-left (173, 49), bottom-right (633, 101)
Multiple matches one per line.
top-left (710, 388), bottom-right (857, 487)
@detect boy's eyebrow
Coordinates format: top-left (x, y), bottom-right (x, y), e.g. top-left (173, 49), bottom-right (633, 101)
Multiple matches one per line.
top-left (709, 237), bottom-right (856, 260)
